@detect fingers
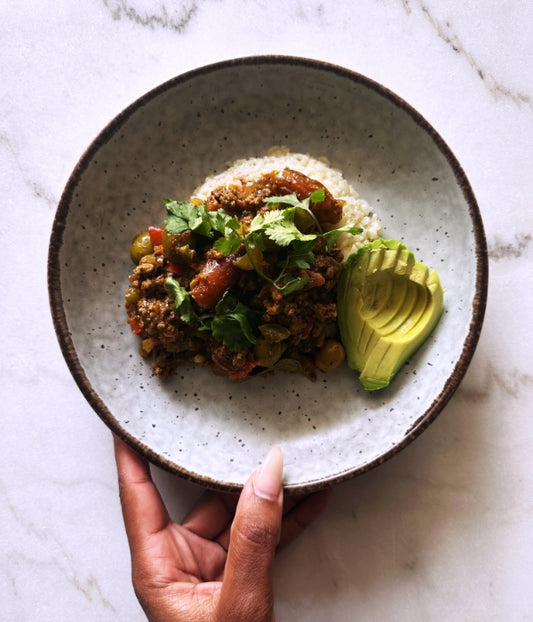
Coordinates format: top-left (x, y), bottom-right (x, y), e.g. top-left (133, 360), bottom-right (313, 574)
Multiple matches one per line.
top-left (216, 446), bottom-right (283, 621)
top-left (278, 488), bottom-right (333, 549)
top-left (113, 435), bottom-right (171, 549)
top-left (181, 490), bottom-right (238, 542)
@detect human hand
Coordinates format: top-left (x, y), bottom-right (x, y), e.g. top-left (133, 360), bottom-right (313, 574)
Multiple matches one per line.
top-left (114, 436), bottom-right (331, 621)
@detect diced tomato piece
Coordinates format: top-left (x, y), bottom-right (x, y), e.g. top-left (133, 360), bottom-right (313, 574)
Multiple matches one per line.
top-left (228, 360), bottom-right (260, 380)
top-left (301, 317), bottom-right (314, 339)
top-left (129, 317), bottom-right (143, 335)
top-left (148, 226), bottom-right (164, 246)
top-left (168, 262), bottom-right (183, 275)
top-left (190, 257), bottom-right (239, 309)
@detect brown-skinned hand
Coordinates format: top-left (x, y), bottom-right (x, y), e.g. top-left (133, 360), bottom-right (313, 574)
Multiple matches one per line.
top-left (114, 436), bottom-right (331, 621)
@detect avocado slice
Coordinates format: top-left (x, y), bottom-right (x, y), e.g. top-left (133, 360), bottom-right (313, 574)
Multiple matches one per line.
top-left (337, 239), bottom-right (444, 391)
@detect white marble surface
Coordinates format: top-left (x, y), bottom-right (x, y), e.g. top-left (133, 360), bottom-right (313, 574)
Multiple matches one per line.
top-left (2, 1), bottom-right (532, 620)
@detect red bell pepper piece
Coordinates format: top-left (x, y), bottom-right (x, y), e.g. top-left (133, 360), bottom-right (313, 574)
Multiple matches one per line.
top-left (301, 317), bottom-right (314, 339)
top-left (228, 360), bottom-right (260, 380)
top-left (128, 317), bottom-right (143, 335)
top-left (168, 262), bottom-right (183, 275)
top-left (148, 226), bottom-right (163, 246)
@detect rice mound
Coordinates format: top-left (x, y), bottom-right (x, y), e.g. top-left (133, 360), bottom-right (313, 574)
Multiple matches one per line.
top-left (193, 147), bottom-right (382, 259)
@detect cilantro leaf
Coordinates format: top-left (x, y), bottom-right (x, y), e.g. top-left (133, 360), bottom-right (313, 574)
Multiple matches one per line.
top-left (164, 277), bottom-right (199, 324)
top-left (209, 210), bottom-right (239, 236)
top-left (214, 234), bottom-right (242, 255)
top-left (324, 225), bottom-right (363, 250)
top-left (286, 240), bottom-right (316, 269)
top-left (246, 231), bottom-right (266, 252)
top-left (263, 193), bottom-right (309, 210)
top-left (276, 275), bottom-right (309, 295)
top-left (309, 188), bottom-right (326, 203)
top-left (265, 219), bottom-right (316, 246)
top-left (249, 209), bottom-right (286, 233)
top-left (263, 188), bottom-right (325, 210)
top-left (209, 293), bottom-right (259, 352)
top-left (165, 201), bottom-right (206, 235)
top-left (165, 201), bottom-right (213, 237)
top-left (263, 193), bottom-right (323, 234)
top-left (289, 257), bottom-right (313, 269)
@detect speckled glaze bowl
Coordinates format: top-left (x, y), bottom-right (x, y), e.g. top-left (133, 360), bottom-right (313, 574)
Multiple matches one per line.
top-left (48, 56), bottom-right (488, 493)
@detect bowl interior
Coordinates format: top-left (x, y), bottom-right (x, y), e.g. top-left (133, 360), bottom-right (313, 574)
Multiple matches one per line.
top-left (49, 57), bottom-right (487, 492)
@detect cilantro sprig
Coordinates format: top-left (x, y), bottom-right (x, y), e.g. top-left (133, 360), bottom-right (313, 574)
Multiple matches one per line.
top-left (165, 277), bottom-right (259, 352)
top-left (260, 189), bottom-right (363, 251)
top-left (263, 188), bottom-right (325, 234)
top-left (213, 190), bottom-right (362, 294)
top-left (165, 200), bottom-right (237, 237)
top-left (164, 190), bottom-right (362, 297)
top-left (164, 277), bottom-right (198, 324)
top-left (206, 293), bottom-right (259, 352)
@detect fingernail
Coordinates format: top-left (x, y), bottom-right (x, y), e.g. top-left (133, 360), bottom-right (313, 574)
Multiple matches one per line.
top-left (254, 446), bottom-right (283, 501)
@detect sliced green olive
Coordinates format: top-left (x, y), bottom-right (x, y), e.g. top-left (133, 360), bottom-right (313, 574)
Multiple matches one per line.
top-left (130, 231), bottom-right (153, 264)
top-left (235, 246), bottom-right (263, 271)
top-left (260, 232), bottom-right (280, 252)
top-left (124, 286), bottom-right (140, 305)
top-left (294, 208), bottom-right (316, 233)
top-left (162, 230), bottom-right (197, 265)
top-left (258, 323), bottom-right (291, 343)
top-left (173, 245), bottom-right (196, 264)
top-left (273, 358), bottom-right (303, 374)
top-left (254, 337), bottom-right (283, 368)
top-left (315, 339), bottom-right (346, 373)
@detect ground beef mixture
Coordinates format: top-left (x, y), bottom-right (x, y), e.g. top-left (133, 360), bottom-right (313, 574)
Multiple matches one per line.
top-left (125, 168), bottom-right (347, 381)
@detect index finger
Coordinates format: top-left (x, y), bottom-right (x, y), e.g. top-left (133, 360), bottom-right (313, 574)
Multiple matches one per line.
top-left (113, 435), bottom-right (170, 548)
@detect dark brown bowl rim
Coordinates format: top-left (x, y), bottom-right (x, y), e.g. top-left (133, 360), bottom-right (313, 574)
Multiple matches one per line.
top-left (48, 55), bottom-right (488, 493)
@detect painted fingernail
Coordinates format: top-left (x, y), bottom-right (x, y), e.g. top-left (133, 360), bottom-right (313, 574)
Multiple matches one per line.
top-left (254, 446), bottom-right (283, 501)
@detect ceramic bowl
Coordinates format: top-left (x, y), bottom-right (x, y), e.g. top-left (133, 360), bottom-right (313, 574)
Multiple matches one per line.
top-left (48, 56), bottom-right (488, 493)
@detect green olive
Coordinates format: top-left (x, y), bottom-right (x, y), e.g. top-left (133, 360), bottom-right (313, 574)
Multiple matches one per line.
top-left (130, 231), bottom-right (153, 264)
top-left (162, 230), bottom-right (197, 264)
top-left (258, 323), bottom-right (291, 343)
top-left (294, 208), bottom-right (316, 233)
top-left (235, 246), bottom-right (263, 271)
top-left (254, 337), bottom-right (283, 368)
top-left (260, 232), bottom-right (280, 252)
top-left (273, 358), bottom-right (303, 374)
top-left (315, 339), bottom-right (346, 373)
top-left (124, 286), bottom-right (140, 305)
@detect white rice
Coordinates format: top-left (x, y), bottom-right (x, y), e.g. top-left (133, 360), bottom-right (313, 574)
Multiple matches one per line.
top-left (193, 147), bottom-right (382, 259)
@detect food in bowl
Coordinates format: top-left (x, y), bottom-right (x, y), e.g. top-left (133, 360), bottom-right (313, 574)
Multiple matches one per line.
top-left (125, 149), bottom-right (443, 389)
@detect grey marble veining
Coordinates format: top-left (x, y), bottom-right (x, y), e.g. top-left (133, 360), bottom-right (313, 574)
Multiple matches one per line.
top-left (401, 0), bottom-right (532, 106)
top-left (102, 0), bottom-right (200, 32)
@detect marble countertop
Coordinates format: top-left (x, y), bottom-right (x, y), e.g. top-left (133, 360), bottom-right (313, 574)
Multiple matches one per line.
top-left (2, 2), bottom-right (532, 620)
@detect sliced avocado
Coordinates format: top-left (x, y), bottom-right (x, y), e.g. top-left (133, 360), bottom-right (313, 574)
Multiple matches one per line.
top-left (337, 239), bottom-right (444, 391)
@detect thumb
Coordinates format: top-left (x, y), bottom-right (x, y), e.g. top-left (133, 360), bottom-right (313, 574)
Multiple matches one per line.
top-left (216, 446), bottom-right (284, 622)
